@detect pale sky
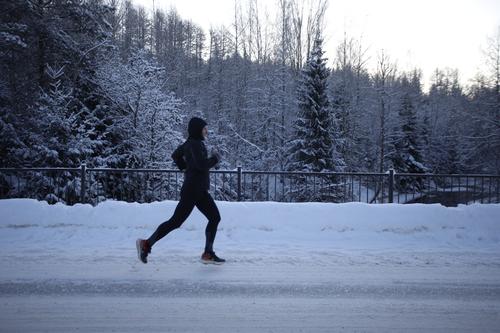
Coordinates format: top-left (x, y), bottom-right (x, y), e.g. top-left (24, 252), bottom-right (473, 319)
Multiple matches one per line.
top-left (133, 0), bottom-right (500, 90)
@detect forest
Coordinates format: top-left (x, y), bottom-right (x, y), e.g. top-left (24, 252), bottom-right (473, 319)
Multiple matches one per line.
top-left (0, 0), bottom-right (499, 204)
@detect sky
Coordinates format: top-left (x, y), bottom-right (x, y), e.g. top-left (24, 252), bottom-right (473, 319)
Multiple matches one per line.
top-left (133, 0), bottom-right (500, 90)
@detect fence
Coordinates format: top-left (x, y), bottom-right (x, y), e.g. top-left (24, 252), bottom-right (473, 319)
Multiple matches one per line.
top-left (0, 166), bottom-right (498, 206)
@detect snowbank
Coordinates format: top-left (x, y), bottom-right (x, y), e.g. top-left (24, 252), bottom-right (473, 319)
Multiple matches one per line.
top-left (1, 198), bottom-right (499, 253)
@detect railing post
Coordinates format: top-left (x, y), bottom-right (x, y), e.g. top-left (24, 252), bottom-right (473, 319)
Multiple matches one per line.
top-left (388, 168), bottom-right (394, 203)
top-left (80, 163), bottom-right (87, 204)
top-left (237, 166), bottom-right (242, 201)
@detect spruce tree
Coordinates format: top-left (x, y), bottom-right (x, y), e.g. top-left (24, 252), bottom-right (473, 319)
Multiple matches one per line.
top-left (287, 38), bottom-right (343, 201)
top-left (288, 38), bottom-right (335, 172)
top-left (391, 73), bottom-right (428, 191)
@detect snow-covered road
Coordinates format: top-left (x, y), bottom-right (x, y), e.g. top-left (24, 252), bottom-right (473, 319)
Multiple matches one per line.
top-left (1, 254), bottom-right (500, 332)
top-left (1, 249), bottom-right (499, 332)
top-left (1, 199), bottom-right (499, 332)
top-left (2, 294), bottom-right (499, 333)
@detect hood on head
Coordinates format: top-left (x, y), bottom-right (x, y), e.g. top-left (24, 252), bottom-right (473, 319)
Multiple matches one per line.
top-left (188, 117), bottom-right (207, 140)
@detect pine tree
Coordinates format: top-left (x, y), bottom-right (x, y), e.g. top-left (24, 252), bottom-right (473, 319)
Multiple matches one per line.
top-left (391, 73), bottom-right (428, 191)
top-left (288, 38), bottom-right (336, 172)
top-left (287, 38), bottom-right (344, 201)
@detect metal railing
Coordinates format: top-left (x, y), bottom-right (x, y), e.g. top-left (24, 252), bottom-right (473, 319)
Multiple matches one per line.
top-left (0, 166), bottom-right (498, 206)
top-left (393, 172), bottom-right (500, 205)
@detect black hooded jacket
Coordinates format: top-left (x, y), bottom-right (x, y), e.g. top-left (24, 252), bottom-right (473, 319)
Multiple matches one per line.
top-left (171, 117), bottom-right (218, 191)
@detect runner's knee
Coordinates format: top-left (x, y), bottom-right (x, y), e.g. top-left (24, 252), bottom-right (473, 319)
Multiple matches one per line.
top-left (210, 213), bottom-right (221, 225)
top-left (169, 218), bottom-right (185, 229)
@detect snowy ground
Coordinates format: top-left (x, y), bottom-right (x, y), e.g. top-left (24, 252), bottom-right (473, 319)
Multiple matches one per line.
top-left (1, 199), bottom-right (499, 332)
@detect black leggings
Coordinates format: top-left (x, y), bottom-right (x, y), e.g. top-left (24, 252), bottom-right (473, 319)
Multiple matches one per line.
top-left (148, 188), bottom-right (221, 253)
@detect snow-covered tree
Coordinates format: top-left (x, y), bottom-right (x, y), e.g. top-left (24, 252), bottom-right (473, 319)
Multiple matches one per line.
top-left (424, 69), bottom-right (467, 174)
top-left (288, 38), bottom-right (337, 172)
top-left (328, 32), bottom-right (371, 172)
top-left (371, 50), bottom-right (399, 173)
top-left (287, 38), bottom-right (344, 201)
top-left (96, 49), bottom-right (183, 168)
top-left (94, 49), bottom-right (184, 202)
top-left (464, 28), bottom-right (500, 174)
top-left (390, 72), bottom-right (428, 190)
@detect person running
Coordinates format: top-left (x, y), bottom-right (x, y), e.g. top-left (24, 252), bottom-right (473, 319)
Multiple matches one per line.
top-left (136, 117), bottom-right (225, 265)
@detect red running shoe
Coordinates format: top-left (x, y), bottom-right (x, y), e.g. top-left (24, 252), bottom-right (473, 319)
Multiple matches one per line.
top-left (200, 250), bottom-right (225, 265)
top-left (136, 239), bottom-right (151, 264)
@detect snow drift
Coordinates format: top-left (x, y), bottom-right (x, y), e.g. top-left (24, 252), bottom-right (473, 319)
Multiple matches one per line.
top-left (1, 199), bottom-right (499, 253)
